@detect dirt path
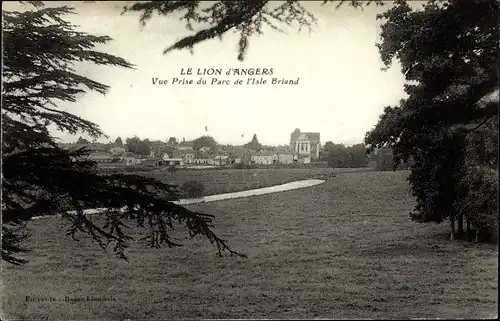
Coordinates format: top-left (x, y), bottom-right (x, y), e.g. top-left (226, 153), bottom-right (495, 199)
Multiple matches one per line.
top-left (31, 179), bottom-right (326, 220)
top-left (175, 179), bottom-right (325, 205)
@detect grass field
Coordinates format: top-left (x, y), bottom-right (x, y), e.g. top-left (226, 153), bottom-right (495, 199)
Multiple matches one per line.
top-left (2, 170), bottom-right (498, 319)
top-left (134, 167), bottom-right (347, 196)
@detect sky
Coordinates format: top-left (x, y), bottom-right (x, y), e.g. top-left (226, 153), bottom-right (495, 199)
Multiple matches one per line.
top-left (4, 1), bottom-right (424, 146)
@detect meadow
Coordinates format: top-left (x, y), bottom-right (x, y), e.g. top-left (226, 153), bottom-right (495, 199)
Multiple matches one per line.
top-left (126, 167), bottom-right (349, 196)
top-left (2, 170), bottom-right (497, 319)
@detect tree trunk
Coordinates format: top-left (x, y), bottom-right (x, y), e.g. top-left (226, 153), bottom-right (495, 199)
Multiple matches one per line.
top-left (457, 214), bottom-right (464, 238)
top-left (450, 218), bottom-right (455, 241)
top-left (475, 229), bottom-right (480, 243)
top-left (466, 219), bottom-right (471, 239)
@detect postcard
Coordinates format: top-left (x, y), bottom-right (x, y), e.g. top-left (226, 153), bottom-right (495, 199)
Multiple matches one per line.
top-left (2, 1), bottom-right (498, 320)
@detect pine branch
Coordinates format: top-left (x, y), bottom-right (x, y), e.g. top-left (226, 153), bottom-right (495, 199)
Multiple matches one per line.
top-left (2, 3), bottom-right (245, 264)
top-left (122, 0), bottom-right (318, 61)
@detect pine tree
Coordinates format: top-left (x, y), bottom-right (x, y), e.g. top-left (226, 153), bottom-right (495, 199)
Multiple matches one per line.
top-left (2, 2), bottom-right (243, 265)
top-left (76, 137), bottom-right (91, 145)
top-left (114, 137), bottom-right (124, 147)
top-left (244, 134), bottom-right (262, 151)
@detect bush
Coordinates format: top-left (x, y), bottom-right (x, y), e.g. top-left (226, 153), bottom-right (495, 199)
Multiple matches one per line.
top-left (181, 180), bottom-right (205, 199)
top-left (234, 162), bottom-right (247, 169)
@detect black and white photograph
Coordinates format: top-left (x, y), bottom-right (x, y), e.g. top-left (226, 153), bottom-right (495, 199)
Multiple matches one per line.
top-left (1, 0), bottom-right (498, 319)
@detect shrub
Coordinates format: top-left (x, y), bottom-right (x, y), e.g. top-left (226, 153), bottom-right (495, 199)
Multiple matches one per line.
top-left (234, 162), bottom-right (247, 169)
top-left (181, 180), bottom-right (205, 199)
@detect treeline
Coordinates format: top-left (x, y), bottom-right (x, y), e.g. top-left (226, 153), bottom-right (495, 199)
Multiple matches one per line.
top-left (71, 135), bottom-right (221, 157)
top-left (320, 142), bottom-right (408, 171)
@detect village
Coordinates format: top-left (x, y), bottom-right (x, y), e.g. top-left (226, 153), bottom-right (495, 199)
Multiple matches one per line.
top-left (64, 128), bottom-right (322, 168)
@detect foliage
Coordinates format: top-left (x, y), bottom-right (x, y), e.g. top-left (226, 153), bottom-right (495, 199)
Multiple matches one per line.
top-left (122, 1), bottom-right (383, 61)
top-left (2, 3), bottom-right (243, 265)
top-left (110, 146), bottom-right (126, 156)
top-left (192, 135), bottom-right (218, 151)
top-left (323, 142), bottom-right (369, 168)
top-left (181, 180), bottom-right (206, 199)
top-left (76, 137), bottom-right (91, 145)
top-left (167, 137), bottom-right (178, 146)
top-left (125, 136), bottom-right (151, 157)
top-left (244, 134), bottom-right (262, 151)
top-left (364, 0), bottom-right (499, 238)
top-left (234, 161), bottom-right (252, 169)
top-left (371, 147), bottom-right (393, 171)
top-left (114, 136), bottom-right (124, 147)
top-left (455, 117), bottom-right (499, 240)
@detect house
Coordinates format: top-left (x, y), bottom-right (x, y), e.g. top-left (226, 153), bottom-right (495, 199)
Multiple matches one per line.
top-left (88, 152), bottom-right (115, 163)
top-left (141, 158), bottom-right (159, 167)
top-left (163, 158), bottom-right (184, 166)
top-left (160, 152), bottom-right (184, 166)
top-left (193, 158), bottom-right (214, 165)
top-left (251, 150), bottom-right (278, 165)
top-left (289, 128), bottom-right (321, 161)
top-left (251, 155), bottom-right (274, 165)
top-left (227, 155), bottom-right (239, 165)
top-left (121, 152), bottom-right (137, 166)
top-left (214, 155), bottom-right (230, 166)
top-left (109, 147), bottom-right (126, 156)
top-left (161, 151), bottom-right (181, 164)
top-left (273, 145), bottom-right (291, 154)
top-left (225, 146), bottom-right (257, 164)
top-left (181, 149), bottom-right (196, 164)
top-left (178, 140), bottom-right (194, 151)
top-left (278, 153), bottom-right (294, 164)
top-left (173, 149), bottom-right (183, 158)
top-left (198, 146), bottom-right (212, 153)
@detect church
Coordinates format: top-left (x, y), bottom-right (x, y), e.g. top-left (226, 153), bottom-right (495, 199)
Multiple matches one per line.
top-left (289, 128), bottom-right (321, 161)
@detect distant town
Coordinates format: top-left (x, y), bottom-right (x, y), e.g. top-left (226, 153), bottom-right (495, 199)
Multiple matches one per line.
top-left (60, 128), bottom-right (328, 168)
top-left (60, 127), bottom-right (401, 171)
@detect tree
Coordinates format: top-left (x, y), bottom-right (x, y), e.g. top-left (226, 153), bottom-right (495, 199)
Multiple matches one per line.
top-left (244, 134), bottom-right (262, 151)
top-left (114, 137), bottom-right (124, 147)
top-left (455, 100), bottom-right (498, 241)
top-left (158, 145), bottom-right (175, 158)
top-left (338, 144), bottom-right (369, 168)
top-left (125, 136), bottom-right (151, 157)
top-left (2, 2), bottom-right (242, 265)
top-left (192, 135), bottom-right (217, 151)
top-left (76, 136), bottom-right (90, 145)
top-left (325, 143), bottom-right (347, 168)
top-left (182, 181), bottom-right (205, 199)
top-left (123, 0), bottom-right (498, 241)
top-left (166, 137), bottom-right (178, 146)
top-left (363, 0), bottom-right (498, 239)
top-left (371, 147), bottom-right (393, 171)
top-left (324, 141), bottom-right (335, 152)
